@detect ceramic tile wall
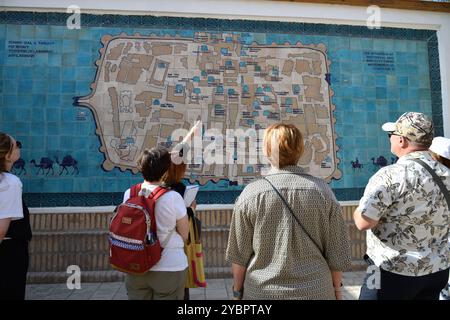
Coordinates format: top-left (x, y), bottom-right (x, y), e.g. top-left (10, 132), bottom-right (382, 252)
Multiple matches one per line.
top-left (0, 12), bottom-right (442, 205)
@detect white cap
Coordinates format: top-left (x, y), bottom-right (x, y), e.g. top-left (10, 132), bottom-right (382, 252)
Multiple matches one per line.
top-left (381, 122), bottom-right (396, 132)
top-left (429, 137), bottom-right (450, 160)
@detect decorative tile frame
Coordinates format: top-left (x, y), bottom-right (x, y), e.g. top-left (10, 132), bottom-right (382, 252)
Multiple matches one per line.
top-left (1, 11), bottom-right (443, 206)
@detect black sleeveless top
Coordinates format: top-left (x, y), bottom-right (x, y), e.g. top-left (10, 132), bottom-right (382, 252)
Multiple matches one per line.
top-left (5, 198), bottom-right (32, 242)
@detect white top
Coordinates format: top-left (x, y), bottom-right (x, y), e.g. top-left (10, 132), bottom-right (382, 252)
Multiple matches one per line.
top-left (430, 136), bottom-right (450, 159)
top-left (0, 172), bottom-right (23, 220)
top-left (123, 182), bottom-right (188, 272)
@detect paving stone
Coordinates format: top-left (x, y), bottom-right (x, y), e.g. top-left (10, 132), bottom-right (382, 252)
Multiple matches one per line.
top-left (206, 295), bottom-right (229, 300)
top-left (343, 286), bottom-right (361, 300)
top-left (26, 274), bottom-right (365, 300)
top-left (190, 288), bottom-right (206, 295)
top-left (90, 283), bottom-right (122, 300)
top-left (27, 284), bottom-right (72, 300)
top-left (205, 289), bottom-right (229, 300)
top-left (204, 279), bottom-right (227, 289)
top-left (113, 293), bottom-right (128, 300)
top-left (112, 284), bottom-right (128, 300)
top-left (66, 283), bottom-right (101, 300)
top-left (190, 293), bottom-right (206, 300)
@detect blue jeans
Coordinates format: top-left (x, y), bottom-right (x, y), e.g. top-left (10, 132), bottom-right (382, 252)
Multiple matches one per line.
top-left (440, 282), bottom-right (450, 300)
top-left (358, 255), bottom-right (379, 300)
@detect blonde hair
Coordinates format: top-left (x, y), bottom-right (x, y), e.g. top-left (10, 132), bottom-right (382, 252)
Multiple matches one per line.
top-left (263, 123), bottom-right (304, 168)
top-left (161, 162), bottom-right (187, 186)
top-left (430, 151), bottom-right (450, 169)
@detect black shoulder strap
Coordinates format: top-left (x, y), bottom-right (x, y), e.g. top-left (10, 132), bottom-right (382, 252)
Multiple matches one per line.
top-left (410, 158), bottom-right (450, 210)
top-left (263, 176), bottom-right (323, 255)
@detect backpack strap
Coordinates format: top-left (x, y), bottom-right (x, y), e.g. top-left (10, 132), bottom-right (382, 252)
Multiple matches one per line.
top-left (143, 186), bottom-right (174, 247)
top-left (148, 186), bottom-right (168, 201)
top-left (130, 183), bottom-right (142, 198)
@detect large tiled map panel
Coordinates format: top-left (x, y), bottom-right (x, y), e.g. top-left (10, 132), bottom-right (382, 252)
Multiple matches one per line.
top-left (0, 12), bottom-right (442, 205)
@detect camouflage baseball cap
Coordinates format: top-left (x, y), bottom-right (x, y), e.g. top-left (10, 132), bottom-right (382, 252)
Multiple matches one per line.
top-left (381, 112), bottom-right (434, 145)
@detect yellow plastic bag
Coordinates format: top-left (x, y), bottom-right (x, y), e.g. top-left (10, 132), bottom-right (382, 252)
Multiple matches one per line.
top-left (184, 216), bottom-right (206, 288)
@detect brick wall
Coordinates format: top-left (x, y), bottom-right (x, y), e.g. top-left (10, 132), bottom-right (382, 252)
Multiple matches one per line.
top-left (27, 204), bottom-right (365, 283)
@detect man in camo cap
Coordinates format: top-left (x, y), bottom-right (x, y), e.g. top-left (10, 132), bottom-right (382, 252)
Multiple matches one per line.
top-left (381, 111), bottom-right (434, 146)
top-left (354, 112), bottom-right (450, 300)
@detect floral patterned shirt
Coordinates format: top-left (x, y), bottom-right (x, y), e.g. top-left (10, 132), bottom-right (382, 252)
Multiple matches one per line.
top-left (358, 151), bottom-right (450, 276)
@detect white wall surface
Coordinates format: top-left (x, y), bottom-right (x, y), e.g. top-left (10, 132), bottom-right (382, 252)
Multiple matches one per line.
top-left (3, 0), bottom-right (450, 136)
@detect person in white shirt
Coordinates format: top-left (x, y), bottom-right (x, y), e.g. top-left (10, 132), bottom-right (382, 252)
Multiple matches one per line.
top-left (123, 145), bottom-right (189, 300)
top-left (429, 137), bottom-right (450, 301)
top-left (0, 132), bottom-right (32, 300)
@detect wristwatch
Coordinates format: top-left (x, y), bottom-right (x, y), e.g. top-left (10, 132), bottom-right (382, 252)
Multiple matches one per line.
top-left (334, 282), bottom-right (343, 292)
top-left (232, 286), bottom-right (243, 300)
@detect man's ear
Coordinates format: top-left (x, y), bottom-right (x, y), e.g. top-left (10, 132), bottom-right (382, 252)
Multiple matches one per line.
top-left (399, 136), bottom-right (409, 148)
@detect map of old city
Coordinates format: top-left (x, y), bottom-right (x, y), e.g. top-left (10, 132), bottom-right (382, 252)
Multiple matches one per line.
top-left (77, 33), bottom-right (341, 184)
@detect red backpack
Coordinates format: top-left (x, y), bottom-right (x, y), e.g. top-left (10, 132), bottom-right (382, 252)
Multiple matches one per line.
top-left (109, 183), bottom-right (169, 274)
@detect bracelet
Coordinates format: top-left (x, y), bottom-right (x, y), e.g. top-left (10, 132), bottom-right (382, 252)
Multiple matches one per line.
top-left (232, 286), bottom-right (243, 300)
top-left (334, 282), bottom-right (343, 292)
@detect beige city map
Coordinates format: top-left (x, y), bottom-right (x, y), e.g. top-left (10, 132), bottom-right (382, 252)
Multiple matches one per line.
top-left (77, 33), bottom-right (341, 184)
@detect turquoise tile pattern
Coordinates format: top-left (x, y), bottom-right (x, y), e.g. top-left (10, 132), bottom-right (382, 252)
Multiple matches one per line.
top-left (0, 11), bottom-right (443, 205)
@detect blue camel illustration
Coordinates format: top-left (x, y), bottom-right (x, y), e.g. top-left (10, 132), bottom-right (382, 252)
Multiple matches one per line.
top-left (12, 158), bottom-right (27, 175)
top-left (371, 156), bottom-right (388, 168)
top-left (55, 155), bottom-right (79, 175)
top-left (30, 157), bottom-right (54, 175)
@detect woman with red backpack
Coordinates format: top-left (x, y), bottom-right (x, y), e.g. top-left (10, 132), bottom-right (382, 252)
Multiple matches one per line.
top-left (120, 121), bottom-right (201, 300)
top-left (122, 145), bottom-right (189, 300)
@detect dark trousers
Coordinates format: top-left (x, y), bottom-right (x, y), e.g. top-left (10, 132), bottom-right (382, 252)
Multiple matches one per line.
top-left (378, 268), bottom-right (449, 300)
top-left (0, 239), bottom-right (29, 300)
top-left (359, 255), bottom-right (449, 300)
